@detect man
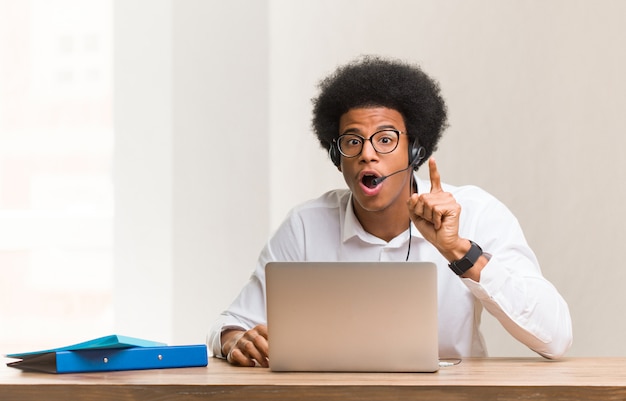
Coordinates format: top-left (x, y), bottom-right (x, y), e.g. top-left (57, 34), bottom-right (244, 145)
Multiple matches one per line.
top-left (208, 56), bottom-right (573, 367)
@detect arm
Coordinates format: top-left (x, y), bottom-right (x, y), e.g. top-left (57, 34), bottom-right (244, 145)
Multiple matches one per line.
top-left (462, 206), bottom-right (573, 359)
top-left (408, 158), bottom-right (573, 358)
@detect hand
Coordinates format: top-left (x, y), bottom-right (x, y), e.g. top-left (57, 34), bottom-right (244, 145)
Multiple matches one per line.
top-left (407, 158), bottom-right (467, 261)
top-left (222, 325), bottom-right (269, 367)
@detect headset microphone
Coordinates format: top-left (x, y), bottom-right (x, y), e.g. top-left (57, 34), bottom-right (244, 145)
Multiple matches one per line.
top-left (371, 165), bottom-right (412, 186)
top-left (371, 144), bottom-right (426, 186)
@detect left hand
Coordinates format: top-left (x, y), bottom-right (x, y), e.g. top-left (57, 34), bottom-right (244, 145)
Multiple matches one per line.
top-left (407, 157), bottom-right (467, 261)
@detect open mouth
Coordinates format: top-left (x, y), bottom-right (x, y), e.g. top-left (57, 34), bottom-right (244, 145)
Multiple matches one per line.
top-left (361, 174), bottom-right (379, 189)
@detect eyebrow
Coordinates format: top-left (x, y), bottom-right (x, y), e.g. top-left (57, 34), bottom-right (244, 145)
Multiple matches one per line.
top-left (340, 124), bottom-right (399, 135)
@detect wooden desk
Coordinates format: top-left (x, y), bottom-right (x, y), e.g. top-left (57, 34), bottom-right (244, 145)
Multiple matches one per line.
top-left (1, 357), bottom-right (625, 401)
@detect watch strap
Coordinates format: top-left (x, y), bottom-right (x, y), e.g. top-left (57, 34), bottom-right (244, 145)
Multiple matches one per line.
top-left (448, 240), bottom-right (483, 275)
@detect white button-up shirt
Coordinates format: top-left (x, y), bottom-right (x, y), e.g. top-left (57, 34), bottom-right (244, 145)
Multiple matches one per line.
top-left (208, 177), bottom-right (573, 359)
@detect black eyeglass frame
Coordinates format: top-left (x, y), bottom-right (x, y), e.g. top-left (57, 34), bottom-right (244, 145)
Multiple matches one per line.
top-left (333, 129), bottom-right (407, 158)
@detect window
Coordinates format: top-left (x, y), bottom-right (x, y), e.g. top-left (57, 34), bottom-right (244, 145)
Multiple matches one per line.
top-left (0, 0), bottom-right (113, 351)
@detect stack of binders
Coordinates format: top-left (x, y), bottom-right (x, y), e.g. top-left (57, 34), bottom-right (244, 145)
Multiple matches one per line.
top-left (5, 334), bottom-right (208, 373)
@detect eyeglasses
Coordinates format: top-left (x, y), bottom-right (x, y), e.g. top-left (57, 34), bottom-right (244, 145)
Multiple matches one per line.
top-left (334, 129), bottom-right (406, 158)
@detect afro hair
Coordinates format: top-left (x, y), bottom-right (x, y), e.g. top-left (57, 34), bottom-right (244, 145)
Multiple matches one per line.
top-left (312, 55), bottom-right (448, 168)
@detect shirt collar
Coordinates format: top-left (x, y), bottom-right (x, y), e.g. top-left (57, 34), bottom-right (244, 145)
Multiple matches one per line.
top-left (342, 194), bottom-right (366, 242)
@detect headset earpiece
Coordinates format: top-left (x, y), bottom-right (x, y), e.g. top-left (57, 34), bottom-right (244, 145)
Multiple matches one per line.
top-left (409, 140), bottom-right (426, 170)
top-left (329, 141), bottom-right (341, 167)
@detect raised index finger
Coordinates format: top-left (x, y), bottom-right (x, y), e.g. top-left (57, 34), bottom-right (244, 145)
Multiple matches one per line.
top-left (429, 157), bottom-right (443, 193)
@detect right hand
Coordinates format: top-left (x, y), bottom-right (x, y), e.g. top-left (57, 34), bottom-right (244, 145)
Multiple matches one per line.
top-left (221, 325), bottom-right (269, 367)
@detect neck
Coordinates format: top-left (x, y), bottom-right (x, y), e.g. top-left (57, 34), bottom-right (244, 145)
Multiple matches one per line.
top-left (353, 193), bottom-right (413, 243)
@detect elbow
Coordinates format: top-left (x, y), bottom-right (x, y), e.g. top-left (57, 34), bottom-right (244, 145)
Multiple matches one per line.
top-left (535, 323), bottom-right (573, 360)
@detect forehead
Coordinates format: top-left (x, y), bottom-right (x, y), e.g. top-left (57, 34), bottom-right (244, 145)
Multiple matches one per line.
top-left (339, 107), bottom-right (405, 132)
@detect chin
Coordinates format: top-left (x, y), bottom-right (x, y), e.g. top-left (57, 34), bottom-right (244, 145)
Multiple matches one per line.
top-left (353, 196), bottom-right (389, 214)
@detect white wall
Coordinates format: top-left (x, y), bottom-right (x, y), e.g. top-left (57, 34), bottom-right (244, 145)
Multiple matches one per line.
top-left (115, 0), bottom-right (626, 356)
top-left (114, 0), bottom-right (174, 342)
top-left (114, 0), bottom-right (269, 344)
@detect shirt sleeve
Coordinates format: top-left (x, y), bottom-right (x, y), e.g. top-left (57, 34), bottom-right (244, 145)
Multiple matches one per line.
top-left (457, 186), bottom-right (573, 359)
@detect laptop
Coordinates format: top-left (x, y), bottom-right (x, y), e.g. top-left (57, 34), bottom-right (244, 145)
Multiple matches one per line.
top-left (265, 261), bottom-right (439, 372)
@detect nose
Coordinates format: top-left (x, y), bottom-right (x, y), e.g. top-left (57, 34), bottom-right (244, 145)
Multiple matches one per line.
top-left (359, 138), bottom-right (379, 162)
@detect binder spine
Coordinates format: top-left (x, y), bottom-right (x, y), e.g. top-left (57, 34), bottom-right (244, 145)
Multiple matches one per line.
top-left (55, 345), bottom-right (208, 373)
